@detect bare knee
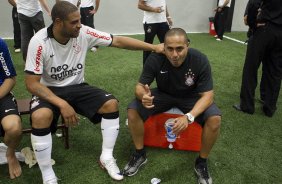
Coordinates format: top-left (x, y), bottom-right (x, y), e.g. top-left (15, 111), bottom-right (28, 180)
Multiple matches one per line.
top-left (99, 99), bottom-right (119, 113)
top-left (31, 108), bottom-right (53, 128)
top-left (2, 115), bottom-right (22, 137)
top-left (204, 115), bottom-right (221, 132)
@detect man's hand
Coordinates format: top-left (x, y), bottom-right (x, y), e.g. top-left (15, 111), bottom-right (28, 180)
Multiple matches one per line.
top-left (59, 101), bottom-right (79, 127)
top-left (172, 115), bottom-right (189, 135)
top-left (89, 9), bottom-right (97, 15)
top-left (154, 6), bottom-right (164, 13)
top-left (154, 43), bottom-right (164, 54)
top-left (244, 15), bottom-right (248, 25)
top-left (142, 84), bottom-right (155, 109)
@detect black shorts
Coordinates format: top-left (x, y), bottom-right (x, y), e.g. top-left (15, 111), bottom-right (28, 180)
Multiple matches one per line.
top-left (128, 88), bottom-right (221, 126)
top-left (0, 93), bottom-right (20, 137)
top-left (30, 83), bottom-right (116, 132)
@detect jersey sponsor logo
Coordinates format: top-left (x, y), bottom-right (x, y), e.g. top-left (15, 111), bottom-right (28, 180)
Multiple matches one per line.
top-left (34, 46), bottom-right (43, 72)
top-left (50, 63), bottom-right (83, 81)
top-left (185, 69), bottom-right (195, 86)
top-left (86, 29), bottom-right (111, 40)
top-left (0, 52), bottom-right (11, 76)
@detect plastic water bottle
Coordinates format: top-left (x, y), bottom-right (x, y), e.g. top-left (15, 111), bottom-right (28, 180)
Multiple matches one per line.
top-left (164, 118), bottom-right (176, 149)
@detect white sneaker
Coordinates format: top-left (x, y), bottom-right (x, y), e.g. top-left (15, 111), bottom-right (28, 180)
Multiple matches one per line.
top-left (15, 48), bottom-right (21, 53)
top-left (216, 38), bottom-right (222, 41)
top-left (213, 35), bottom-right (218, 38)
top-left (99, 158), bottom-right (124, 181)
top-left (43, 178), bottom-right (58, 184)
top-left (90, 47), bottom-right (97, 52)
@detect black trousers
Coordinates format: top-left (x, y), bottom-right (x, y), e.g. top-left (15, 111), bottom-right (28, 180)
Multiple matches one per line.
top-left (80, 6), bottom-right (94, 28)
top-left (12, 7), bottom-right (21, 49)
top-left (214, 7), bottom-right (229, 40)
top-left (240, 23), bottom-right (282, 115)
top-left (143, 22), bottom-right (169, 65)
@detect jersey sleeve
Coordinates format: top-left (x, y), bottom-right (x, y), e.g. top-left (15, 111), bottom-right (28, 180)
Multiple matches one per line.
top-left (139, 54), bottom-right (158, 86)
top-left (81, 25), bottom-right (113, 48)
top-left (24, 37), bottom-right (45, 75)
top-left (196, 55), bottom-right (213, 93)
top-left (0, 38), bottom-right (17, 79)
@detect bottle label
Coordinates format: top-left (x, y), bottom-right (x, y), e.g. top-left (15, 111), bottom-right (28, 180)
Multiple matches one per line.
top-left (164, 118), bottom-right (176, 143)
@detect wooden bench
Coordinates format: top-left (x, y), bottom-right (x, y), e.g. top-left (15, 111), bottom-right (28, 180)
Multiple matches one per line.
top-left (17, 99), bottom-right (70, 149)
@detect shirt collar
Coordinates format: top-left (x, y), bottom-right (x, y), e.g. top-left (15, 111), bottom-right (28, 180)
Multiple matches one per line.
top-left (47, 24), bottom-right (55, 38)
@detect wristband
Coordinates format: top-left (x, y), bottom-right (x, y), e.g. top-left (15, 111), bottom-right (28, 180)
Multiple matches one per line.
top-left (185, 113), bottom-right (194, 124)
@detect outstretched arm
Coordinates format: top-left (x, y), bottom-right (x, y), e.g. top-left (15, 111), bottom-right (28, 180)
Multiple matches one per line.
top-left (111, 36), bottom-right (164, 53)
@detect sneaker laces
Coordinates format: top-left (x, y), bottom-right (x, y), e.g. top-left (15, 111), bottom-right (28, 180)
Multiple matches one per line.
top-left (128, 153), bottom-right (142, 167)
top-left (198, 163), bottom-right (209, 179)
top-left (103, 158), bottom-right (120, 174)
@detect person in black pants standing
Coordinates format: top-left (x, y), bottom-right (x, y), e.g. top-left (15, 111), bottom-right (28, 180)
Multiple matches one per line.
top-left (138, 0), bottom-right (172, 65)
top-left (213, 0), bottom-right (231, 41)
top-left (8, 0), bottom-right (21, 53)
top-left (234, 0), bottom-right (282, 117)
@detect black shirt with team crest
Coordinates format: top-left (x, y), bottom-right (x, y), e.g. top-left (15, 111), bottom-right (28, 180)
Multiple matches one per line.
top-left (139, 48), bottom-right (213, 99)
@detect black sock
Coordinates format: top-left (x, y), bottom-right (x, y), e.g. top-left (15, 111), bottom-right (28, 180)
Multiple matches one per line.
top-left (135, 148), bottom-right (146, 156)
top-left (195, 156), bottom-right (207, 166)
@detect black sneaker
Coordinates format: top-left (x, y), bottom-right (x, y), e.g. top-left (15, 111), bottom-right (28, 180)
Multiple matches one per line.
top-left (194, 162), bottom-right (212, 184)
top-left (123, 152), bottom-right (147, 176)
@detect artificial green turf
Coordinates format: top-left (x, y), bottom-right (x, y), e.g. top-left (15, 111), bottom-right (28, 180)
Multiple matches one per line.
top-left (0, 33), bottom-right (281, 183)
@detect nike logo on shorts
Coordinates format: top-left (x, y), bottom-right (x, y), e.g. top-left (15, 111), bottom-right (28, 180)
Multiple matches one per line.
top-left (5, 109), bottom-right (15, 113)
top-left (105, 94), bottom-right (111, 97)
top-left (160, 70), bottom-right (168, 74)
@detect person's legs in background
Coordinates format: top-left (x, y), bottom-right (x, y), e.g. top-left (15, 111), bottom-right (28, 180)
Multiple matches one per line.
top-left (156, 22), bottom-right (170, 43)
top-left (12, 7), bottom-right (21, 53)
top-left (143, 23), bottom-right (157, 65)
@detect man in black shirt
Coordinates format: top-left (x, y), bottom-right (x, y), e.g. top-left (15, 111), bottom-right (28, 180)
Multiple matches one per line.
top-left (123, 28), bottom-right (221, 184)
top-left (234, 0), bottom-right (282, 117)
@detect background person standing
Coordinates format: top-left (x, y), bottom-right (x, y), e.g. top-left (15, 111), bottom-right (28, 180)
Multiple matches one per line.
top-left (138, 0), bottom-right (172, 65)
top-left (214, 0), bottom-right (231, 41)
top-left (17, 0), bottom-right (51, 62)
top-left (8, 0), bottom-right (21, 53)
top-left (234, 0), bottom-right (282, 117)
top-left (80, 0), bottom-right (100, 52)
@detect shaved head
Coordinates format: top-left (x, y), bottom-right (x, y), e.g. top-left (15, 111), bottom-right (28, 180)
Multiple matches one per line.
top-left (51, 1), bottom-right (78, 22)
top-left (164, 28), bottom-right (190, 45)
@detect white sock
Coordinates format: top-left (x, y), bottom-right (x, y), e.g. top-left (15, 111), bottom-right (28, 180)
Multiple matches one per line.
top-left (31, 133), bottom-right (56, 182)
top-left (100, 117), bottom-right (119, 161)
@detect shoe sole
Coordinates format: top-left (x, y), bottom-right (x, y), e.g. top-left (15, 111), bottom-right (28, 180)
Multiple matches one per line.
top-left (98, 160), bottom-right (124, 181)
top-left (125, 158), bottom-right (147, 177)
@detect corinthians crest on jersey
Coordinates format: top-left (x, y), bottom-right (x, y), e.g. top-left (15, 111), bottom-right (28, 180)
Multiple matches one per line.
top-left (184, 69), bottom-right (195, 86)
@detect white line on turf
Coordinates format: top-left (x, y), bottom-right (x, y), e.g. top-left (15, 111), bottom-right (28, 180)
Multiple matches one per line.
top-left (223, 35), bottom-right (247, 45)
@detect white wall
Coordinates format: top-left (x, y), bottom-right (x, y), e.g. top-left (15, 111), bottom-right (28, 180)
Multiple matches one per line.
top-left (0, 0), bottom-right (247, 38)
top-left (232, 0), bottom-right (249, 32)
